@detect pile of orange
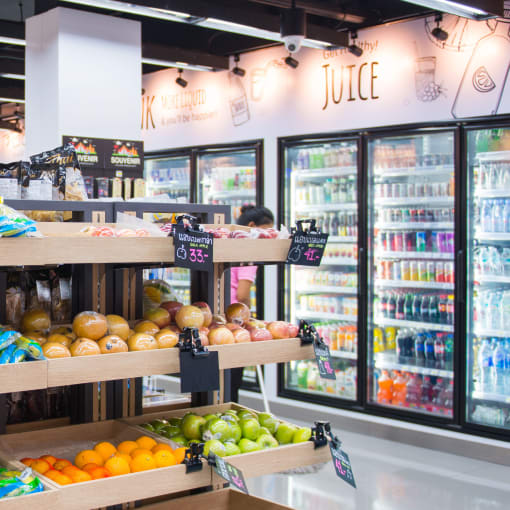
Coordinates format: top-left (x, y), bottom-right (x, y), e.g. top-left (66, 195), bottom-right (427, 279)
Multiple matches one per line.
top-left (20, 436), bottom-right (187, 485)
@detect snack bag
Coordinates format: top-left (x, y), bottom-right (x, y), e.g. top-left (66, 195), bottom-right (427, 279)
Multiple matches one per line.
top-left (0, 201), bottom-right (40, 237)
top-left (0, 468), bottom-right (44, 499)
top-left (0, 162), bottom-right (22, 199)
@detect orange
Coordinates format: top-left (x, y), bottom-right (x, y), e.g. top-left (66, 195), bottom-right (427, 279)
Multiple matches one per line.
top-left (136, 436), bottom-right (157, 451)
top-left (94, 442), bottom-right (117, 462)
top-left (82, 463), bottom-right (100, 474)
top-left (117, 440), bottom-right (138, 455)
top-left (20, 458), bottom-right (35, 467)
top-left (75, 449), bottom-right (104, 469)
top-left (68, 469), bottom-right (92, 484)
top-left (31, 459), bottom-right (51, 474)
top-left (52, 472), bottom-right (73, 485)
top-left (104, 455), bottom-right (130, 476)
top-left (116, 453), bottom-right (132, 464)
top-left (130, 448), bottom-right (153, 459)
top-left (172, 447), bottom-right (187, 464)
top-left (130, 453), bottom-right (156, 473)
top-left (153, 450), bottom-right (176, 468)
top-left (61, 465), bottom-right (81, 477)
top-left (53, 459), bottom-right (72, 471)
top-left (40, 455), bottom-right (57, 466)
top-left (152, 443), bottom-right (173, 454)
top-left (44, 469), bottom-right (61, 481)
top-left (89, 466), bottom-right (111, 479)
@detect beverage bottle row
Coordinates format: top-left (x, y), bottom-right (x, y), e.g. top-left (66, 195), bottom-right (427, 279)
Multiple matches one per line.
top-left (377, 259), bottom-right (454, 283)
top-left (323, 244), bottom-right (357, 261)
top-left (477, 337), bottom-right (510, 394)
top-left (376, 230), bottom-right (454, 254)
top-left (474, 290), bottom-right (510, 331)
top-left (375, 180), bottom-right (454, 199)
top-left (471, 404), bottom-right (508, 427)
top-left (210, 167), bottom-right (256, 192)
top-left (480, 199), bottom-right (510, 233)
top-left (296, 176), bottom-right (356, 205)
top-left (474, 246), bottom-right (510, 277)
top-left (477, 161), bottom-right (510, 191)
top-left (297, 268), bottom-right (357, 288)
top-left (373, 143), bottom-right (453, 171)
top-left (317, 212), bottom-right (358, 237)
top-left (377, 207), bottom-right (454, 224)
top-left (314, 321), bottom-right (357, 353)
top-left (148, 166), bottom-right (188, 183)
top-left (376, 291), bottom-right (455, 325)
top-left (299, 294), bottom-right (357, 317)
top-left (294, 146), bottom-right (356, 170)
top-left (377, 370), bottom-right (453, 415)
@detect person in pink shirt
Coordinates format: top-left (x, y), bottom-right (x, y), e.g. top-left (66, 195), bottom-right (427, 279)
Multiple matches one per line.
top-left (230, 205), bottom-right (274, 401)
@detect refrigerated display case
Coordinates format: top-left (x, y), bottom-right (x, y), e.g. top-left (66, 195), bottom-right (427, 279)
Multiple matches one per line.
top-left (279, 137), bottom-right (360, 403)
top-left (367, 130), bottom-right (456, 419)
top-left (144, 153), bottom-right (191, 201)
top-left (466, 127), bottom-right (510, 431)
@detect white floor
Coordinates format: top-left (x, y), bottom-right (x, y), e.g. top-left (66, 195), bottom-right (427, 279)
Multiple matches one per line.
top-left (248, 425), bottom-right (510, 510)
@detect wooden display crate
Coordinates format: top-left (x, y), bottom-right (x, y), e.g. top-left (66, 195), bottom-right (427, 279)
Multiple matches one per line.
top-left (123, 403), bottom-right (330, 478)
top-left (0, 420), bottom-right (212, 510)
top-left (0, 360), bottom-right (47, 393)
top-left (139, 488), bottom-right (293, 510)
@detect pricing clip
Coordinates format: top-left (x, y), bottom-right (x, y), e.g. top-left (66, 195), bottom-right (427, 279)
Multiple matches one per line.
top-left (183, 442), bottom-right (204, 473)
top-left (297, 319), bottom-right (318, 346)
top-left (291, 218), bottom-right (318, 235)
top-left (178, 328), bottom-right (209, 358)
top-left (310, 421), bottom-right (330, 449)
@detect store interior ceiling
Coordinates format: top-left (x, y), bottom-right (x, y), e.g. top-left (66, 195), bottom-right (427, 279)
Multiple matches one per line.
top-left (0, 0), bottom-right (505, 126)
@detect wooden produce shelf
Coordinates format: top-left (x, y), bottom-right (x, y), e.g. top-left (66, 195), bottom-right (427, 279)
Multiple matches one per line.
top-left (0, 361), bottom-right (47, 393)
top-left (0, 421), bottom-right (212, 510)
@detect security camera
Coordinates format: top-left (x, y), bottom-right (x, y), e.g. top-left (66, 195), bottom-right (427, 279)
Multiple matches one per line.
top-left (281, 7), bottom-right (305, 54)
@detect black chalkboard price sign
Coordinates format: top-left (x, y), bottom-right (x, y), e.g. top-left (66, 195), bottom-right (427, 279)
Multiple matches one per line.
top-left (174, 225), bottom-right (214, 271)
top-left (330, 442), bottom-right (356, 488)
top-left (211, 455), bottom-right (249, 494)
top-left (286, 219), bottom-right (328, 266)
top-left (314, 340), bottom-right (336, 380)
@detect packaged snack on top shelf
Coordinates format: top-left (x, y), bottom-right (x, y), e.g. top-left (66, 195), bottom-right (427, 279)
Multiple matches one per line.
top-left (0, 201), bottom-right (41, 237)
top-left (0, 467), bottom-right (44, 498)
top-left (0, 162), bottom-right (22, 199)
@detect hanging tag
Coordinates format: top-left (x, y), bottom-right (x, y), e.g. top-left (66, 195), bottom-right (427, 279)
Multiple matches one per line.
top-left (210, 454), bottom-right (249, 494)
top-left (314, 338), bottom-right (336, 380)
top-left (329, 441), bottom-right (356, 488)
top-left (286, 219), bottom-right (328, 266)
top-left (174, 224), bottom-right (213, 271)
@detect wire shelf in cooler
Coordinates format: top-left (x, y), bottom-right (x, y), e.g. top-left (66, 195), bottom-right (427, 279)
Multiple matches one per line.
top-left (374, 317), bottom-right (454, 332)
top-left (475, 189), bottom-right (510, 199)
top-left (375, 279), bottom-right (454, 290)
top-left (373, 357), bottom-right (453, 378)
top-left (377, 251), bottom-right (453, 260)
top-left (320, 257), bottom-right (358, 266)
top-left (296, 285), bottom-right (357, 295)
top-left (375, 196), bottom-right (453, 207)
top-left (287, 385), bottom-right (356, 400)
top-left (373, 166), bottom-right (454, 177)
top-left (149, 181), bottom-right (190, 189)
top-left (207, 190), bottom-right (256, 200)
top-left (299, 202), bottom-right (357, 213)
top-left (475, 232), bottom-right (510, 242)
top-left (375, 222), bottom-right (454, 230)
top-left (471, 391), bottom-right (510, 404)
top-left (473, 327), bottom-right (508, 338)
top-left (167, 279), bottom-right (190, 287)
top-left (330, 349), bottom-right (357, 360)
top-left (296, 310), bottom-right (357, 322)
top-left (291, 166), bottom-right (357, 179)
top-left (327, 236), bottom-right (357, 243)
top-left (475, 275), bottom-right (510, 285)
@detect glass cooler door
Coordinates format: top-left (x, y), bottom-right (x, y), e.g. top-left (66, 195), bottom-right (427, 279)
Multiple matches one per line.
top-left (144, 154), bottom-right (190, 201)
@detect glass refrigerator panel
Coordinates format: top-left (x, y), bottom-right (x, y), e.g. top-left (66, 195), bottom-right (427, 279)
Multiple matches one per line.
top-left (197, 149), bottom-right (257, 222)
top-left (144, 155), bottom-right (190, 201)
top-left (367, 132), bottom-right (455, 418)
top-left (466, 128), bottom-right (510, 430)
top-left (282, 140), bottom-right (359, 401)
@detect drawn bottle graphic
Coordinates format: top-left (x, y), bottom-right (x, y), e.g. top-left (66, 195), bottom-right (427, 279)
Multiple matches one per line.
top-left (229, 73), bottom-right (250, 126)
top-left (452, 22), bottom-right (510, 118)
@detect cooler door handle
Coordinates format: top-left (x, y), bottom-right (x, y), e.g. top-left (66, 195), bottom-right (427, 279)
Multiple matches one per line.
top-left (456, 249), bottom-right (465, 304)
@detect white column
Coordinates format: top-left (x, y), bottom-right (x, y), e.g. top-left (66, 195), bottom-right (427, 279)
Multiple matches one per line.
top-left (25, 7), bottom-right (141, 156)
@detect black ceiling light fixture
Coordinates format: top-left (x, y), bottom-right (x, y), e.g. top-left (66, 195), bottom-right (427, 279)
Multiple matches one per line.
top-left (348, 31), bottom-right (363, 57)
top-left (285, 54), bottom-right (299, 68)
top-left (431, 14), bottom-right (449, 41)
top-left (175, 69), bottom-right (187, 88)
top-left (232, 54), bottom-right (246, 77)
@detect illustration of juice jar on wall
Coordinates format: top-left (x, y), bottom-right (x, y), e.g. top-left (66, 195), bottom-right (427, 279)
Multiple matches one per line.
top-left (229, 73), bottom-right (250, 126)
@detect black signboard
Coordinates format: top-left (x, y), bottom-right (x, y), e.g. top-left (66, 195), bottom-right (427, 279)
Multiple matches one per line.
top-left (174, 226), bottom-right (214, 271)
top-left (104, 139), bottom-right (143, 171)
top-left (212, 455), bottom-right (249, 494)
top-left (330, 443), bottom-right (356, 488)
top-left (179, 350), bottom-right (220, 393)
top-left (286, 232), bottom-right (328, 266)
top-left (314, 341), bottom-right (336, 380)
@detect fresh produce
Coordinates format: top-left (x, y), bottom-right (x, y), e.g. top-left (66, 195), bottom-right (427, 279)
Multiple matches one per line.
top-left (175, 305), bottom-right (204, 330)
top-left (81, 225), bottom-right (150, 237)
top-left (143, 307), bottom-right (171, 329)
top-left (192, 302), bottom-right (213, 327)
top-left (97, 335), bottom-right (128, 354)
top-left (70, 338), bottom-right (101, 357)
top-left (133, 320), bottom-right (160, 336)
top-left (128, 333), bottom-right (158, 351)
top-left (208, 327), bottom-right (234, 345)
top-left (21, 309), bottom-right (50, 335)
top-left (203, 226), bottom-right (288, 239)
top-left (106, 315), bottom-right (130, 340)
top-left (72, 312), bottom-right (108, 340)
top-left (226, 303), bottom-right (250, 325)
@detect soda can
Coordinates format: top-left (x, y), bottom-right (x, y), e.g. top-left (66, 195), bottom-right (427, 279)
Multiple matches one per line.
top-left (404, 231), bottom-right (415, 251)
top-left (436, 262), bottom-right (445, 282)
top-left (392, 260), bottom-right (401, 280)
top-left (437, 232), bottom-right (447, 253)
top-left (429, 231), bottom-right (438, 252)
top-left (402, 208), bottom-right (411, 222)
top-left (394, 231), bottom-right (403, 251)
top-left (388, 232), bottom-right (395, 251)
top-left (426, 261), bottom-right (435, 281)
top-left (416, 231), bottom-right (427, 252)
top-left (401, 260), bottom-right (410, 280)
top-left (377, 231), bottom-right (386, 251)
top-left (381, 260), bottom-right (390, 280)
top-left (410, 261), bottom-right (419, 281)
top-left (445, 262), bottom-right (454, 283)
top-left (410, 209), bottom-right (418, 222)
top-left (418, 261), bottom-right (427, 281)
top-left (392, 183), bottom-right (400, 198)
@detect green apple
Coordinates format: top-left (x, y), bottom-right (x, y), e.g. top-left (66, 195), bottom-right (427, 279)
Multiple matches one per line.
top-left (220, 413), bottom-right (238, 424)
top-left (275, 423), bottom-right (297, 445)
top-left (256, 434), bottom-right (279, 450)
top-left (228, 423), bottom-right (242, 443)
top-left (203, 413), bottom-right (217, 421)
top-left (223, 410), bottom-right (239, 421)
top-left (171, 435), bottom-right (189, 447)
top-left (181, 414), bottom-right (207, 440)
top-left (140, 423), bottom-right (155, 432)
top-left (203, 439), bottom-right (226, 458)
top-left (258, 413), bottom-right (279, 435)
top-left (168, 417), bottom-right (182, 427)
top-left (240, 418), bottom-right (261, 440)
top-left (202, 418), bottom-right (232, 442)
top-left (224, 442), bottom-right (241, 456)
top-left (238, 438), bottom-right (260, 453)
top-left (292, 427), bottom-right (312, 443)
top-left (256, 426), bottom-right (271, 438)
top-left (150, 419), bottom-right (168, 433)
top-left (238, 410), bottom-right (257, 421)
top-left (161, 425), bottom-right (181, 438)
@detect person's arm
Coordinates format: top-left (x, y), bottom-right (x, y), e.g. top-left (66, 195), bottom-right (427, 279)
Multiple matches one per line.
top-left (236, 279), bottom-right (252, 309)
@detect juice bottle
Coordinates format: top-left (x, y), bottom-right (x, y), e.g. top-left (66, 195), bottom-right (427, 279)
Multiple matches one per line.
top-left (392, 371), bottom-right (407, 406)
top-left (373, 327), bottom-right (384, 354)
top-left (406, 375), bottom-right (422, 409)
top-left (377, 370), bottom-right (393, 404)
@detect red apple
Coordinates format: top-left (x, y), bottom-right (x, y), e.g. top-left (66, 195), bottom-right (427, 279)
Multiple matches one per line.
top-left (143, 307), bottom-right (171, 329)
top-left (250, 328), bottom-right (273, 342)
top-left (160, 301), bottom-right (183, 322)
top-left (267, 321), bottom-right (290, 340)
top-left (225, 322), bottom-right (241, 331)
top-left (175, 305), bottom-right (204, 330)
top-left (226, 303), bottom-right (250, 325)
top-left (192, 301), bottom-right (213, 327)
top-left (199, 331), bottom-right (209, 346)
top-left (167, 324), bottom-right (181, 334)
top-left (233, 328), bottom-right (251, 343)
top-left (199, 326), bottom-right (210, 336)
top-left (287, 323), bottom-right (299, 338)
top-left (208, 326), bottom-right (235, 345)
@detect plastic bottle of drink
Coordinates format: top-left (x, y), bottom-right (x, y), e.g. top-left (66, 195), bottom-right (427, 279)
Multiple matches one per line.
top-left (504, 200), bottom-right (510, 233)
top-left (478, 338), bottom-right (493, 393)
top-left (431, 378), bottom-right (444, 414)
top-left (412, 294), bottom-right (422, 320)
top-left (379, 292), bottom-right (388, 318)
top-left (421, 376), bottom-right (433, 410)
top-left (406, 375), bottom-right (422, 408)
top-left (377, 370), bottom-right (393, 404)
top-left (396, 329), bottom-right (405, 363)
top-left (428, 295), bottom-right (439, 323)
top-left (396, 294), bottom-right (405, 320)
top-left (415, 332), bottom-right (425, 366)
top-left (492, 200), bottom-right (505, 232)
top-left (392, 372), bottom-right (407, 406)
top-left (502, 291), bottom-right (510, 330)
top-left (504, 338), bottom-right (510, 393)
top-left (424, 333), bottom-right (436, 368)
top-left (489, 291), bottom-right (502, 330)
top-left (442, 380), bottom-right (454, 417)
top-left (438, 295), bottom-right (447, 323)
top-left (388, 293), bottom-right (396, 319)
top-left (404, 293), bottom-right (413, 320)
top-left (420, 295), bottom-right (430, 322)
top-left (481, 200), bottom-right (492, 232)
top-left (492, 338), bottom-right (506, 394)
top-left (434, 333), bottom-right (445, 369)
top-left (445, 333), bottom-right (454, 370)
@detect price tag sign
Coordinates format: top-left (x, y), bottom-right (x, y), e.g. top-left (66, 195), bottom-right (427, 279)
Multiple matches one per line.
top-left (330, 443), bottom-right (356, 488)
top-left (286, 232), bottom-right (328, 266)
top-left (179, 350), bottom-right (220, 393)
top-left (174, 226), bottom-right (214, 271)
top-left (212, 455), bottom-right (249, 494)
top-left (314, 341), bottom-right (336, 380)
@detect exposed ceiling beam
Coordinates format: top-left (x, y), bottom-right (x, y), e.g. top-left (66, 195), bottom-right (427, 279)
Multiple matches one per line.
top-left (142, 43), bottom-right (229, 70)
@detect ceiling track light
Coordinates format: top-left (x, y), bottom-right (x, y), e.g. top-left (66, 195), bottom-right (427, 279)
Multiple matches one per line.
top-left (284, 54), bottom-right (299, 69)
top-left (175, 69), bottom-right (188, 88)
top-left (431, 14), bottom-right (449, 42)
top-left (232, 54), bottom-right (246, 77)
top-left (400, 0), bottom-right (501, 20)
top-left (348, 31), bottom-right (363, 57)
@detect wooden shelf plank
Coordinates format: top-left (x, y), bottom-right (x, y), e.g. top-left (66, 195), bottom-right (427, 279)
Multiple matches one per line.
top-left (0, 361), bottom-right (47, 393)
